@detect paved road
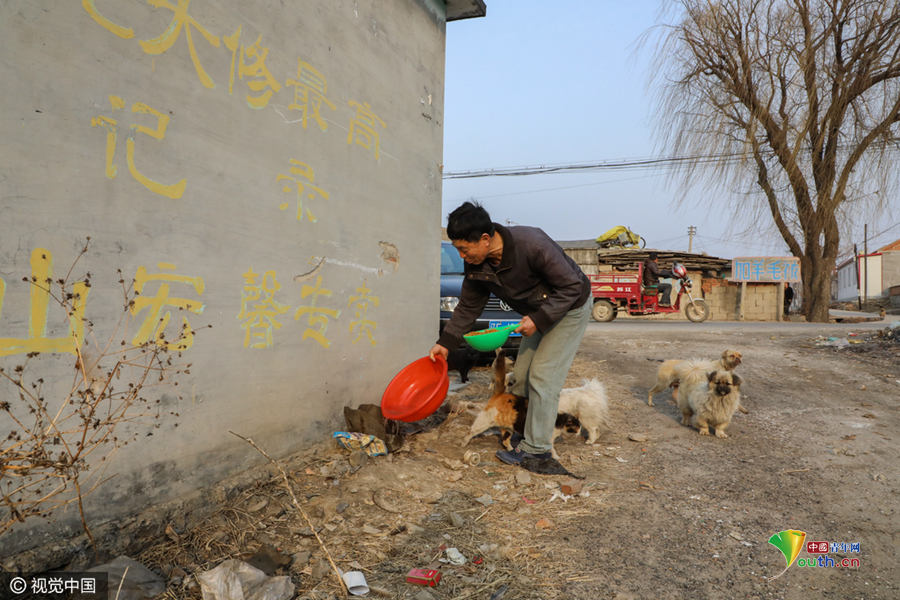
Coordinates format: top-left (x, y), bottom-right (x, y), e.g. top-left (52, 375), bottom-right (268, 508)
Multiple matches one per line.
top-left (587, 317), bottom-right (891, 335)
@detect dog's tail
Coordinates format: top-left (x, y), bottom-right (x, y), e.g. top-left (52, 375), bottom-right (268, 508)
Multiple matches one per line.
top-left (674, 359), bottom-right (717, 386)
top-left (578, 378), bottom-right (611, 430)
top-left (657, 359), bottom-right (683, 382)
top-left (491, 349), bottom-right (507, 393)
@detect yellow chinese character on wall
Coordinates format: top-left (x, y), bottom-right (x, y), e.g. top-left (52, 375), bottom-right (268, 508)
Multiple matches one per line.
top-left (131, 263), bottom-right (204, 350)
top-left (90, 95), bottom-right (126, 180)
top-left (237, 269), bottom-right (290, 349)
top-left (294, 276), bottom-right (340, 348)
top-left (82, 0), bottom-right (134, 39)
top-left (347, 281), bottom-right (379, 346)
top-left (139, 0), bottom-right (221, 89)
top-left (286, 60), bottom-right (336, 130)
top-left (277, 159), bottom-right (329, 222)
top-left (91, 96), bottom-right (187, 199)
top-left (0, 249), bottom-right (90, 357)
top-left (347, 101), bottom-right (386, 159)
top-left (223, 29), bottom-right (281, 109)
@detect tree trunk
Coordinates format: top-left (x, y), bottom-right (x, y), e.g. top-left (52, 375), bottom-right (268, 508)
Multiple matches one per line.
top-left (804, 264), bottom-right (832, 322)
top-left (799, 245), bottom-right (833, 322)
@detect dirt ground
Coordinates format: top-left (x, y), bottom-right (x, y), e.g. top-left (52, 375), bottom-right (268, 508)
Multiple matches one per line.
top-left (137, 321), bottom-right (900, 600)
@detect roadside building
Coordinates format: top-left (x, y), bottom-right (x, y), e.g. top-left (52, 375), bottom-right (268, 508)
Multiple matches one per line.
top-left (833, 237), bottom-right (900, 304)
top-left (0, 0), bottom-right (485, 570)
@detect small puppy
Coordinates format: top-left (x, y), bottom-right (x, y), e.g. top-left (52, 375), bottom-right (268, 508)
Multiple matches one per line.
top-left (647, 349), bottom-right (743, 408)
top-left (447, 346), bottom-right (480, 383)
top-left (677, 366), bottom-right (743, 438)
top-left (461, 350), bottom-right (582, 459)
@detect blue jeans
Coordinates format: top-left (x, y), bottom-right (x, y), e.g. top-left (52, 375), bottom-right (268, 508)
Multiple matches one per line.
top-left (508, 300), bottom-right (591, 454)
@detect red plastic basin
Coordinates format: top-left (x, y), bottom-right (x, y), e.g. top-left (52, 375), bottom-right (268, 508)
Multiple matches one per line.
top-left (381, 356), bottom-right (449, 422)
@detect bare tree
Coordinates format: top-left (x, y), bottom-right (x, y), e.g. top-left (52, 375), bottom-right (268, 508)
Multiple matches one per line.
top-left (650, 0), bottom-right (900, 321)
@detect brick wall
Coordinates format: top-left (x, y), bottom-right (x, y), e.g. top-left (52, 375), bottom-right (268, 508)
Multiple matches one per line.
top-left (703, 279), bottom-right (781, 321)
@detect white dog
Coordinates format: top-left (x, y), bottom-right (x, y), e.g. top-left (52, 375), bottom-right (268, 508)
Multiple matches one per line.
top-left (557, 379), bottom-right (610, 445)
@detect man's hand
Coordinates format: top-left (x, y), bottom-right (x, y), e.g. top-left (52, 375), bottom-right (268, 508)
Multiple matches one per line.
top-left (429, 344), bottom-right (449, 362)
top-left (515, 316), bottom-right (537, 337)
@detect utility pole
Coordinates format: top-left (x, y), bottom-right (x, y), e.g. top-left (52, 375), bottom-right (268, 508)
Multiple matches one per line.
top-left (687, 226), bottom-right (697, 253)
top-left (854, 243), bottom-right (861, 311)
top-left (864, 224), bottom-right (869, 311)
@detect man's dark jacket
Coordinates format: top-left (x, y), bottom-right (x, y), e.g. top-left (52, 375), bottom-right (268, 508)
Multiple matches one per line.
top-left (642, 260), bottom-right (673, 287)
top-left (437, 224), bottom-right (591, 351)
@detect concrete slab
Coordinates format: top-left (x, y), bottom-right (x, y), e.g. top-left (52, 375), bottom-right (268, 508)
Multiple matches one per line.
top-left (829, 309), bottom-right (883, 319)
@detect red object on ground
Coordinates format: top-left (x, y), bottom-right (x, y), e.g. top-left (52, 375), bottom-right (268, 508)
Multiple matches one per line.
top-left (406, 568), bottom-right (442, 586)
top-left (381, 356), bottom-right (449, 422)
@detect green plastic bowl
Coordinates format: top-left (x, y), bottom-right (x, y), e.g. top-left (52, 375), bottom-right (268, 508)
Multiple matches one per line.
top-left (463, 323), bottom-right (520, 352)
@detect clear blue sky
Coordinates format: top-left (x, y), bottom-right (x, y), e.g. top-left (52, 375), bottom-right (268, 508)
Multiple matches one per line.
top-left (441, 2), bottom-right (899, 259)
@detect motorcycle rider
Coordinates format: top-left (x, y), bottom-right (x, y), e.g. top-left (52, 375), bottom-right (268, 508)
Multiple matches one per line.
top-left (643, 252), bottom-right (674, 306)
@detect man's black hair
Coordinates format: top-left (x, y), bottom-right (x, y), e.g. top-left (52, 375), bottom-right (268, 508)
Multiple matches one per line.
top-left (648, 252), bottom-right (659, 260)
top-left (446, 201), bottom-right (495, 242)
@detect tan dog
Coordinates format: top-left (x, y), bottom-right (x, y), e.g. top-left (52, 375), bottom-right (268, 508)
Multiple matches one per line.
top-left (677, 365), bottom-right (742, 438)
top-left (461, 350), bottom-right (586, 459)
top-left (647, 350), bottom-right (745, 413)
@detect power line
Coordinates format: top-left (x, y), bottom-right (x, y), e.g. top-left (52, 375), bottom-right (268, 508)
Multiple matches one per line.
top-left (864, 221), bottom-right (900, 249)
top-left (655, 233), bottom-right (688, 244)
top-left (441, 174), bottom-right (661, 204)
top-left (693, 233), bottom-right (787, 252)
top-left (443, 153), bottom-right (749, 179)
top-left (444, 140), bottom-right (900, 179)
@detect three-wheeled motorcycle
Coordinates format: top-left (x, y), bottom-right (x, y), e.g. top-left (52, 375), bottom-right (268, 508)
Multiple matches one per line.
top-left (587, 261), bottom-right (710, 323)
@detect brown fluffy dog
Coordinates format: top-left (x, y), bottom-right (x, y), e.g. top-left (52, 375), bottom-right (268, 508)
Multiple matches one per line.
top-left (461, 350), bottom-right (582, 459)
top-left (647, 349), bottom-right (744, 411)
top-left (677, 367), bottom-right (743, 438)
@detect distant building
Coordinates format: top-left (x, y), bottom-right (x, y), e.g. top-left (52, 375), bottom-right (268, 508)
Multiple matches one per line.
top-left (833, 237), bottom-right (900, 302)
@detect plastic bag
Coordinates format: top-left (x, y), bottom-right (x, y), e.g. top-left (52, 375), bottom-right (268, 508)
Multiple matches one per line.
top-left (196, 559), bottom-right (294, 600)
top-left (80, 556), bottom-right (166, 600)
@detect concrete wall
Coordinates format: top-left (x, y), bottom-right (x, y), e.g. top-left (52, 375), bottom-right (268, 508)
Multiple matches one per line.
top-left (1, 0), bottom-right (447, 557)
top-left (835, 260), bottom-right (859, 302)
top-left (882, 252), bottom-right (900, 297)
top-left (857, 254), bottom-right (885, 298)
top-left (563, 248), bottom-right (602, 275)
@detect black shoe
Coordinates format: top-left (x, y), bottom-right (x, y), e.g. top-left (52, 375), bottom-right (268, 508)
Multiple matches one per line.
top-left (520, 456), bottom-right (583, 477)
top-left (508, 432), bottom-right (523, 448)
top-left (496, 447), bottom-right (552, 465)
